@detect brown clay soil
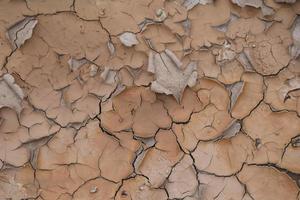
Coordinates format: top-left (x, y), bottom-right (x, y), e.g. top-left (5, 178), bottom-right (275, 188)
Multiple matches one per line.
top-left (0, 0), bottom-right (300, 199)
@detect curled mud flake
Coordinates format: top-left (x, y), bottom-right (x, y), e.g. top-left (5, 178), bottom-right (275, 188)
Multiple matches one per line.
top-left (134, 69), bottom-right (154, 86)
top-left (115, 176), bottom-right (168, 200)
top-left (158, 88), bottom-right (203, 123)
top-left (7, 17), bottom-right (38, 50)
top-left (119, 32), bottom-right (139, 47)
top-left (155, 8), bottom-right (168, 22)
top-left (179, 79), bottom-right (233, 142)
top-left (214, 13), bottom-right (238, 33)
top-left (218, 60), bottom-right (244, 85)
top-left (265, 66), bottom-right (300, 115)
top-left (237, 52), bottom-right (255, 72)
top-left (280, 77), bottom-right (300, 101)
top-left (192, 51), bottom-right (220, 79)
top-left (182, 19), bottom-right (191, 35)
top-left (183, 0), bottom-right (200, 11)
top-left (198, 173), bottom-right (245, 200)
top-left (243, 103), bottom-right (300, 171)
top-left (100, 67), bottom-right (118, 85)
top-left (231, 0), bottom-right (263, 8)
top-left (139, 18), bottom-right (155, 30)
top-left (166, 155), bottom-right (198, 199)
top-left (275, 0), bottom-right (296, 3)
top-left (89, 64), bottom-right (98, 77)
top-left (148, 49), bottom-right (198, 103)
top-left (142, 24), bottom-right (179, 52)
top-left (67, 57), bottom-right (88, 71)
top-left (192, 133), bottom-right (254, 176)
top-left (172, 124), bottom-right (199, 153)
top-left (188, 0), bottom-right (230, 48)
top-left (0, 74), bottom-right (25, 113)
top-left (260, 4), bottom-right (275, 16)
top-left (137, 130), bottom-right (183, 187)
top-left (222, 120), bottom-right (242, 139)
top-left (107, 40), bottom-right (115, 56)
top-left (132, 100), bottom-right (172, 138)
top-left (244, 31), bottom-right (291, 75)
top-left (281, 137), bottom-right (300, 173)
top-left (231, 73), bottom-right (263, 119)
top-left (291, 136), bottom-right (300, 148)
top-left (0, 24), bottom-right (11, 67)
top-left (237, 165), bottom-right (299, 200)
top-left (290, 17), bottom-right (300, 58)
top-left (105, 37), bottom-right (147, 70)
top-left (216, 41), bottom-right (237, 64)
top-left (231, 0), bottom-right (274, 16)
top-left (100, 87), bottom-right (157, 133)
top-left (183, 0), bottom-right (213, 10)
top-left (229, 81), bottom-right (244, 110)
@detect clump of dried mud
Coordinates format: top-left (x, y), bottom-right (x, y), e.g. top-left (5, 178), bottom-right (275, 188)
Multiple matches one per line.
top-left (0, 0), bottom-right (300, 199)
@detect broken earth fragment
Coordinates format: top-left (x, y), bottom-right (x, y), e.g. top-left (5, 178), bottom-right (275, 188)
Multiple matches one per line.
top-left (166, 155), bottom-right (198, 199)
top-left (155, 8), bottom-right (168, 22)
top-left (238, 165), bottom-right (299, 200)
top-left (119, 32), bottom-right (139, 47)
top-left (137, 130), bottom-right (183, 187)
top-left (107, 40), bottom-right (115, 56)
top-left (0, 73), bottom-right (25, 113)
top-left (67, 57), bottom-right (88, 71)
top-left (198, 173), bottom-right (245, 200)
top-left (291, 136), bottom-right (300, 148)
top-left (115, 176), bottom-right (167, 200)
top-left (183, 0), bottom-right (213, 10)
top-left (275, 0), bottom-right (296, 3)
top-left (231, 0), bottom-right (262, 8)
top-left (1, 2), bottom-right (300, 200)
top-left (89, 64), bottom-right (98, 77)
top-left (192, 133), bottom-right (254, 176)
top-left (148, 50), bottom-right (198, 102)
top-left (231, 73), bottom-right (264, 119)
top-left (7, 17), bottom-right (38, 50)
top-left (265, 64), bottom-right (300, 115)
top-left (243, 103), bottom-right (300, 172)
top-left (228, 81), bottom-right (244, 110)
top-left (231, 0), bottom-right (274, 16)
top-left (291, 17), bottom-right (300, 58)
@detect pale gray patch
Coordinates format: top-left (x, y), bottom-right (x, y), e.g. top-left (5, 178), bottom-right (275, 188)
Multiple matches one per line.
top-left (148, 49), bottom-right (198, 103)
top-left (119, 32), bottom-right (139, 47)
top-left (7, 17), bottom-right (38, 50)
top-left (0, 74), bottom-right (25, 113)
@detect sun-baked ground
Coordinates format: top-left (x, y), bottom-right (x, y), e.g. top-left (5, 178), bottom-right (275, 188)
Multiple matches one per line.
top-left (0, 0), bottom-right (300, 199)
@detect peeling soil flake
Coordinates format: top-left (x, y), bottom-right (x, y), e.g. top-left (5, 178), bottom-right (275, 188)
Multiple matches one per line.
top-left (0, 0), bottom-right (300, 200)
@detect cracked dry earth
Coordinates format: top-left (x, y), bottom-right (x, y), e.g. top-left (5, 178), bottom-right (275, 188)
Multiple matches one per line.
top-left (1, 0), bottom-right (300, 200)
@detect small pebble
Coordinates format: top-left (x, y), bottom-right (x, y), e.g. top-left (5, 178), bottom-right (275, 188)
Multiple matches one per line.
top-left (139, 185), bottom-right (145, 191)
top-left (90, 186), bottom-right (98, 193)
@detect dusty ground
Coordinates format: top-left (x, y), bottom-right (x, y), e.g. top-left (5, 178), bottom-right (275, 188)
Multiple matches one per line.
top-left (0, 0), bottom-right (300, 199)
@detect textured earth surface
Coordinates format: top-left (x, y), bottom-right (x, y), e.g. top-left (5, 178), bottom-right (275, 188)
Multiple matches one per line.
top-left (0, 0), bottom-right (300, 199)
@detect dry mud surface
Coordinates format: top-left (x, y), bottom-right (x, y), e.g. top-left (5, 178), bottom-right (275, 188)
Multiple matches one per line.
top-left (0, 0), bottom-right (300, 199)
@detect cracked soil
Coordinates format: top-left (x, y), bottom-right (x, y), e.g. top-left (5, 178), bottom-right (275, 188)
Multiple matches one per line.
top-left (0, 0), bottom-right (300, 199)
